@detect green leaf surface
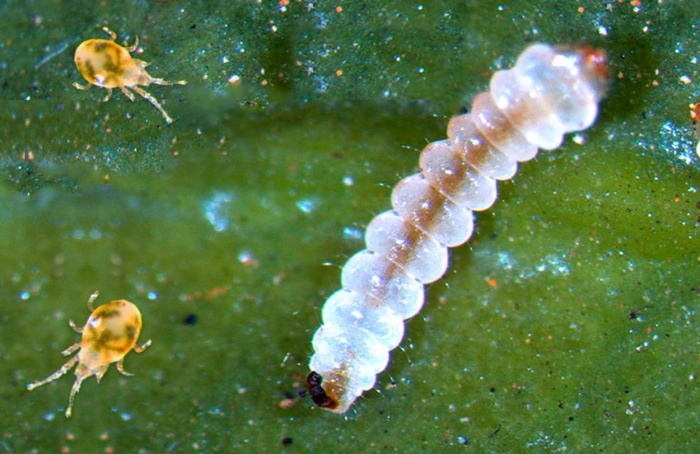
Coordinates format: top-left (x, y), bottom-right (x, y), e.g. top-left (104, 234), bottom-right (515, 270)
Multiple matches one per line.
top-left (1, 0), bottom-right (698, 452)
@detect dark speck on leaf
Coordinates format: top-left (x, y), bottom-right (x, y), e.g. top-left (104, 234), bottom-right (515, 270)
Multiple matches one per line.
top-left (281, 437), bottom-right (293, 447)
top-left (183, 313), bottom-right (198, 325)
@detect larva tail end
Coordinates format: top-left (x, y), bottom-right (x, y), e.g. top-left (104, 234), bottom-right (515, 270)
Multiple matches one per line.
top-left (576, 45), bottom-right (609, 100)
top-left (553, 44), bottom-right (609, 101)
top-left (306, 371), bottom-right (340, 410)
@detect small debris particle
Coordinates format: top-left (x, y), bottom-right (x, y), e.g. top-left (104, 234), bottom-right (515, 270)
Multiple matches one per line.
top-left (183, 313), bottom-right (198, 325)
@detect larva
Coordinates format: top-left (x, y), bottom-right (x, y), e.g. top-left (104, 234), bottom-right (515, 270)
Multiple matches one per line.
top-left (307, 44), bottom-right (608, 414)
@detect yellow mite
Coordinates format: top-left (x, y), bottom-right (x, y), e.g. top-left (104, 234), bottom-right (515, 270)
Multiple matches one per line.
top-left (27, 291), bottom-right (152, 418)
top-left (74, 27), bottom-right (187, 124)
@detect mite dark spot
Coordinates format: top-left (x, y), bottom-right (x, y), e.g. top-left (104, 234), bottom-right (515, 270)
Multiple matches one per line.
top-left (281, 437), bottom-right (293, 447)
top-left (306, 371), bottom-right (338, 410)
top-left (84, 60), bottom-right (96, 79)
top-left (100, 308), bottom-right (120, 318)
top-left (102, 49), bottom-right (122, 77)
top-left (95, 328), bottom-right (124, 351)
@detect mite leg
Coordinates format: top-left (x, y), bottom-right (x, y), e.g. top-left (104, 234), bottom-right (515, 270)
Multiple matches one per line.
top-left (119, 86), bottom-right (136, 102)
top-left (131, 86), bottom-right (174, 124)
top-left (101, 27), bottom-right (117, 42)
top-left (61, 342), bottom-right (81, 356)
top-left (68, 319), bottom-right (83, 334)
top-left (65, 374), bottom-right (88, 418)
top-left (26, 354), bottom-right (79, 391)
top-left (87, 291), bottom-right (99, 312)
top-left (125, 34), bottom-right (139, 53)
top-left (146, 76), bottom-right (187, 87)
top-left (134, 339), bottom-right (152, 353)
top-left (116, 358), bottom-right (134, 377)
top-left (101, 87), bottom-right (113, 103)
top-left (73, 82), bottom-right (92, 91)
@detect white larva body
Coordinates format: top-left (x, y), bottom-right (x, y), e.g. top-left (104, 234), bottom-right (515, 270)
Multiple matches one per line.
top-left (307, 44), bottom-right (608, 413)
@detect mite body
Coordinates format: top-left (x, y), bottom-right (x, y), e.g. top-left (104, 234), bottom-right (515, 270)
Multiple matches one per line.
top-left (27, 291), bottom-right (151, 417)
top-left (74, 27), bottom-right (186, 124)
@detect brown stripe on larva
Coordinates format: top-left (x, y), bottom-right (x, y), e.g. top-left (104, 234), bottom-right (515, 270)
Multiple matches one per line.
top-left (349, 256), bottom-right (418, 311)
top-left (449, 118), bottom-right (509, 175)
top-left (381, 219), bottom-right (436, 272)
top-left (399, 183), bottom-right (450, 240)
top-left (471, 93), bottom-right (533, 159)
top-left (496, 94), bottom-right (548, 140)
top-left (420, 141), bottom-right (473, 203)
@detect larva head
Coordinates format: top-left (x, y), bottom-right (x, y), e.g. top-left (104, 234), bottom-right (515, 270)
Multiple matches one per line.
top-left (306, 370), bottom-right (360, 414)
top-left (306, 371), bottom-right (339, 410)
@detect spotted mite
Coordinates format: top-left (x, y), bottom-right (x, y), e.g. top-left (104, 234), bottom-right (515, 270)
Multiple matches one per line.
top-left (74, 27), bottom-right (187, 124)
top-left (27, 291), bottom-right (152, 418)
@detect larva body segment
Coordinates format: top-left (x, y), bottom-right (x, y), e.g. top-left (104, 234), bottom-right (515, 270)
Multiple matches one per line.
top-left (307, 44), bottom-right (608, 413)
